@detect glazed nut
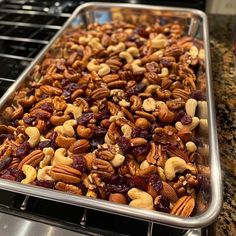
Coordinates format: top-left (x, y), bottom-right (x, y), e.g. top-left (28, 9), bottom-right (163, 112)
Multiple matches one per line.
top-left (127, 47), bottom-right (139, 57)
top-left (189, 46), bottom-right (198, 59)
top-left (25, 127), bottom-right (40, 148)
top-left (186, 141), bottom-right (197, 152)
top-left (64, 103), bottom-right (82, 119)
top-left (77, 125), bottom-right (93, 139)
top-left (119, 99), bottom-right (130, 107)
top-left (54, 119), bottom-right (77, 137)
top-left (130, 95), bottom-right (142, 111)
top-left (109, 193), bottom-right (127, 204)
top-left (37, 166), bottom-right (53, 181)
top-left (135, 118), bottom-right (150, 130)
top-left (151, 35), bottom-right (167, 49)
top-left (185, 98), bottom-right (198, 117)
top-left (40, 147), bottom-right (54, 168)
top-left (164, 156), bottom-right (187, 180)
top-left (158, 67), bottom-right (169, 77)
top-left (51, 148), bottom-right (73, 166)
top-left (87, 59), bottom-right (100, 72)
top-left (128, 188), bottom-right (154, 210)
top-left (175, 117), bottom-right (200, 131)
top-left (21, 165), bottom-right (37, 184)
top-left (88, 37), bottom-right (104, 50)
top-left (131, 59), bottom-right (146, 74)
top-left (144, 85), bottom-right (160, 94)
top-left (121, 124), bottom-right (132, 138)
top-left (98, 63), bottom-right (110, 77)
top-left (140, 160), bottom-right (150, 170)
top-left (197, 101), bottom-right (208, 119)
top-left (119, 51), bottom-right (134, 64)
top-left (130, 137), bottom-right (147, 146)
top-left (110, 153), bottom-right (125, 167)
top-left (107, 42), bottom-right (126, 52)
top-left (142, 98), bottom-right (156, 112)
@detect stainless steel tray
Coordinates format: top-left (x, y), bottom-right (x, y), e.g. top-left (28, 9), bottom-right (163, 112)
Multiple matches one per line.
top-left (0, 2), bottom-right (222, 228)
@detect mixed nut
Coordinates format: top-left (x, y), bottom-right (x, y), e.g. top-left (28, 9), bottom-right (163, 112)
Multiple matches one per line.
top-left (0, 18), bottom-right (210, 217)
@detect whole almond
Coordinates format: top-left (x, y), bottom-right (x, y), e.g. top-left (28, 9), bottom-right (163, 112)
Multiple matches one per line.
top-left (109, 193), bottom-right (127, 204)
top-left (160, 182), bottom-right (178, 203)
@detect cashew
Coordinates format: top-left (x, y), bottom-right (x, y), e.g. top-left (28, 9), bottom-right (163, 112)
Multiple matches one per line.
top-left (199, 119), bottom-right (208, 135)
top-left (153, 49), bottom-right (164, 57)
top-left (119, 51), bottom-right (134, 63)
top-left (157, 167), bottom-right (166, 181)
top-left (186, 141), bottom-right (197, 152)
top-left (25, 127), bottom-right (40, 148)
top-left (145, 85), bottom-right (160, 94)
top-left (198, 48), bottom-right (205, 60)
top-left (164, 157), bottom-right (187, 180)
top-left (127, 47), bottom-right (139, 57)
top-left (175, 117), bottom-right (200, 131)
top-left (142, 98), bottom-right (156, 112)
top-left (98, 63), bottom-right (110, 77)
top-left (40, 147), bottom-right (54, 168)
top-left (54, 119), bottom-right (77, 137)
top-left (64, 103), bottom-right (82, 119)
top-left (158, 67), bottom-right (169, 77)
top-left (87, 59), bottom-right (100, 72)
top-left (121, 124), bottom-right (132, 138)
top-left (151, 34), bottom-right (167, 49)
top-left (131, 59), bottom-right (146, 74)
top-left (51, 148), bottom-right (73, 166)
top-left (189, 46), bottom-right (198, 59)
top-left (119, 99), bottom-right (130, 107)
top-left (107, 42), bottom-right (126, 52)
top-left (140, 160), bottom-right (150, 170)
top-left (21, 165), bottom-right (37, 184)
top-left (104, 133), bottom-right (114, 145)
top-left (128, 188), bottom-right (153, 210)
top-left (197, 101), bottom-right (208, 119)
top-left (86, 189), bottom-right (97, 198)
top-left (79, 34), bottom-right (92, 45)
top-left (109, 111), bottom-right (124, 122)
top-left (40, 135), bottom-right (50, 142)
top-left (110, 153), bottom-right (125, 167)
top-left (185, 98), bottom-right (198, 117)
top-left (37, 166), bottom-right (54, 181)
top-left (88, 37), bottom-right (104, 50)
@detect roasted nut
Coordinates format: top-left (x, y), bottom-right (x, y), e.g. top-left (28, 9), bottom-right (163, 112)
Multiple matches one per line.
top-left (175, 117), bottom-right (199, 131)
top-left (109, 193), bottom-right (127, 204)
top-left (128, 188), bottom-right (153, 210)
top-left (69, 139), bottom-right (90, 154)
top-left (55, 135), bottom-right (76, 149)
top-left (142, 98), bottom-right (156, 112)
top-left (51, 148), bottom-right (73, 166)
top-left (110, 153), bottom-right (125, 167)
top-left (177, 127), bottom-right (192, 143)
top-left (25, 127), bottom-right (40, 148)
top-left (98, 63), bottom-right (110, 77)
top-left (164, 157), bottom-right (187, 180)
top-left (55, 182), bottom-right (82, 195)
top-left (186, 141), bottom-right (197, 152)
top-left (21, 165), bottom-right (37, 184)
top-left (40, 147), bottom-right (54, 168)
top-left (92, 158), bottom-right (115, 178)
top-left (160, 182), bottom-right (178, 203)
top-left (151, 35), bottom-right (167, 49)
top-left (130, 95), bottom-right (142, 111)
top-left (130, 137), bottom-right (147, 146)
top-left (121, 124), bottom-right (132, 138)
top-left (64, 104), bottom-right (82, 119)
top-left (76, 125), bottom-right (93, 139)
top-left (119, 51), bottom-right (134, 63)
top-left (37, 166), bottom-right (53, 181)
top-left (170, 195), bottom-right (195, 217)
top-left (135, 118), bottom-right (150, 130)
top-left (185, 98), bottom-right (197, 117)
top-left (84, 153), bottom-right (96, 170)
top-left (50, 164), bottom-right (82, 183)
top-left (197, 101), bottom-right (208, 119)
top-left (92, 88), bottom-right (110, 100)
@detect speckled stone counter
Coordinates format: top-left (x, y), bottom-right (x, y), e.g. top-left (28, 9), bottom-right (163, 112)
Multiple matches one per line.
top-left (208, 15), bottom-right (236, 236)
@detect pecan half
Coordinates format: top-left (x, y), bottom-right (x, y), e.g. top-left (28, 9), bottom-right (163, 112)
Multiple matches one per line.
top-left (69, 139), bottom-right (90, 154)
top-left (18, 150), bottom-right (44, 169)
top-left (91, 158), bottom-right (115, 178)
top-left (92, 87), bottom-right (110, 100)
top-left (55, 181), bottom-right (82, 195)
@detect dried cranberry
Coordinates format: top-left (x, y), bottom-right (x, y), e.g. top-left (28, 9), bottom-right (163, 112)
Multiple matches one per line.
top-left (135, 25), bottom-right (149, 38)
top-left (175, 109), bottom-right (185, 122)
top-left (128, 176), bottom-right (147, 191)
top-left (77, 113), bottom-right (94, 125)
top-left (94, 126), bottom-right (107, 138)
top-left (75, 182), bottom-right (87, 195)
top-left (36, 180), bottom-right (55, 189)
top-left (149, 174), bottom-right (163, 192)
top-left (190, 90), bottom-right (206, 101)
top-left (40, 102), bottom-right (54, 113)
top-left (9, 167), bottom-right (25, 182)
top-left (132, 127), bottom-right (148, 139)
top-left (0, 134), bottom-right (13, 143)
top-left (1, 174), bottom-right (15, 181)
top-left (181, 114), bottom-right (192, 125)
top-left (116, 136), bottom-right (130, 153)
top-left (160, 58), bottom-right (173, 67)
top-left (72, 155), bottom-right (86, 173)
top-left (90, 138), bottom-right (103, 151)
top-left (135, 38), bottom-right (144, 47)
top-left (126, 83), bottom-right (146, 96)
top-left (50, 132), bottom-right (58, 150)
top-left (106, 184), bottom-right (129, 194)
top-left (23, 116), bottom-right (36, 125)
top-left (0, 157), bottom-right (12, 171)
top-left (15, 141), bottom-right (30, 158)
top-left (131, 144), bottom-right (150, 156)
top-left (64, 83), bottom-right (80, 93)
top-left (38, 140), bottom-right (51, 150)
top-left (154, 195), bottom-right (170, 213)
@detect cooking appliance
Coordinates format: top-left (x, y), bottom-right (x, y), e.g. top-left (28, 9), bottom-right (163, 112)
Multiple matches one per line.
top-left (0, 1), bottom-right (219, 235)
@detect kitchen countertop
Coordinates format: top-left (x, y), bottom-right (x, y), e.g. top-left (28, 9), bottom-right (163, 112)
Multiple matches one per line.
top-left (208, 15), bottom-right (236, 236)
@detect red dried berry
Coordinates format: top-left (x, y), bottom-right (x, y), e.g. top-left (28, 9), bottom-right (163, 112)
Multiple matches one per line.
top-left (36, 180), bottom-right (55, 189)
top-left (181, 114), bottom-right (192, 125)
top-left (72, 155), bottom-right (86, 173)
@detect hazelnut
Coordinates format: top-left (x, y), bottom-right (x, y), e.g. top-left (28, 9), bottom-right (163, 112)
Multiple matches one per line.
top-left (135, 118), bottom-right (151, 130)
top-left (109, 193), bottom-right (127, 204)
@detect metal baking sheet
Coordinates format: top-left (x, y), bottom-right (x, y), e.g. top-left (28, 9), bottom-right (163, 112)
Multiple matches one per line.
top-left (0, 2), bottom-right (222, 228)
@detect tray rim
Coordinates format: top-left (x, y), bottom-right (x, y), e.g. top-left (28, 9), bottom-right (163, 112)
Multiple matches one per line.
top-left (0, 2), bottom-right (222, 228)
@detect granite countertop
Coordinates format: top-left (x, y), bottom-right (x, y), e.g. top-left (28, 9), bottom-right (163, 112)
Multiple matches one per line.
top-left (208, 15), bottom-right (236, 235)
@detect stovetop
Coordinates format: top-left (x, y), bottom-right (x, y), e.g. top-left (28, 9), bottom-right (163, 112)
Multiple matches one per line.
top-left (0, 0), bottom-right (209, 235)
